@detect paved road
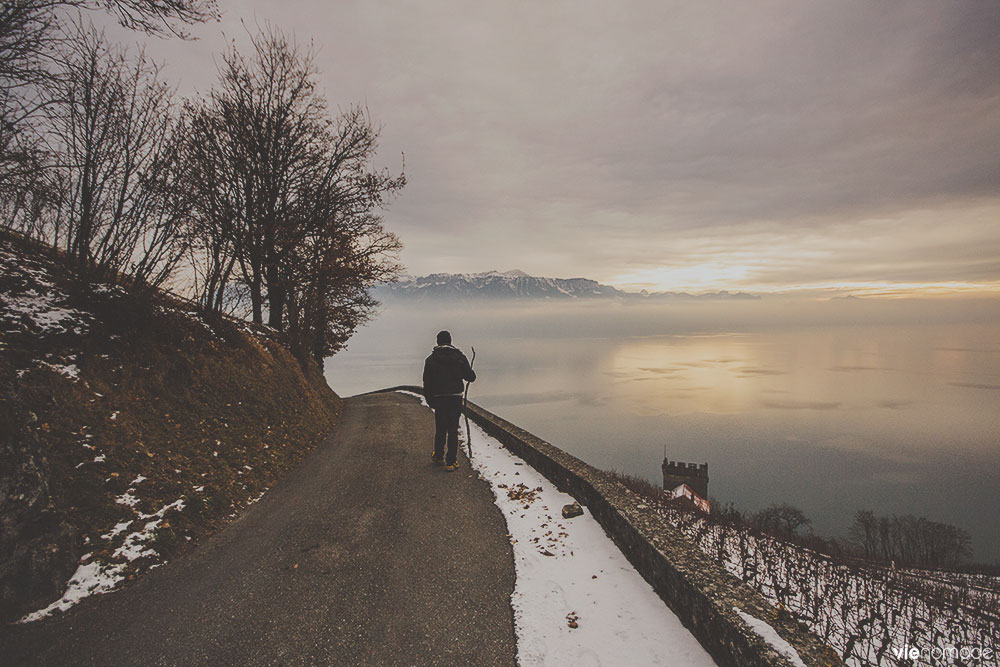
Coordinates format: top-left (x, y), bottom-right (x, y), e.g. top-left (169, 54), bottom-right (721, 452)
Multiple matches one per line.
top-left (1, 392), bottom-right (518, 666)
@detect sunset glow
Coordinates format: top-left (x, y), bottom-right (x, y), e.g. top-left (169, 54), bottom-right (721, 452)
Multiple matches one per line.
top-left (610, 273), bottom-right (1000, 298)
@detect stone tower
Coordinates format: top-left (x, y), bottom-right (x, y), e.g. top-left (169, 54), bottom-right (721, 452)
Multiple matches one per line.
top-left (662, 458), bottom-right (709, 499)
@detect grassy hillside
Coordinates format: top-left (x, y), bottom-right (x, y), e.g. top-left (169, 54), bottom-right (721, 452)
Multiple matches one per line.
top-left (0, 231), bottom-right (342, 623)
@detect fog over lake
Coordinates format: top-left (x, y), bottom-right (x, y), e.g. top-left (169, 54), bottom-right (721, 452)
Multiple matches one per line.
top-left (325, 297), bottom-right (1000, 561)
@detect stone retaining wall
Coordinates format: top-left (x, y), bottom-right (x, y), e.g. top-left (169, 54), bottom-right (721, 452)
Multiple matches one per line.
top-left (380, 386), bottom-right (843, 667)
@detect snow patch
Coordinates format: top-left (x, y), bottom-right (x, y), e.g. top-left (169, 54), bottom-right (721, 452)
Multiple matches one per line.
top-left (102, 520), bottom-right (133, 540)
top-left (116, 491), bottom-right (139, 507)
top-left (92, 284), bottom-right (126, 296)
top-left (112, 498), bottom-right (186, 564)
top-left (38, 360), bottom-right (80, 380)
top-left (15, 456), bottom-right (276, 624)
top-left (0, 250), bottom-right (92, 337)
top-left (734, 608), bottom-right (807, 667)
top-left (465, 419), bottom-right (715, 666)
top-left (4, 296), bottom-right (87, 333)
top-left (395, 389), bottom-right (429, 407)
top-left (19, 497), bottom-right (185, 622)
top-left (18, 558), bottom-right (124, 623)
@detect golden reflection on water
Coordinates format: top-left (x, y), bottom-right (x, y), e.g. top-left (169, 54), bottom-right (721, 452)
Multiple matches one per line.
top-left (604, 326), bottom-right (1000, 434)
top-left (608, 334), bottom-right (762, 415)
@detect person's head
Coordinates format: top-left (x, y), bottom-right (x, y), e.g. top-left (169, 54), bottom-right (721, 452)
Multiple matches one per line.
top-left (436, 330), bottom-right (452, 346)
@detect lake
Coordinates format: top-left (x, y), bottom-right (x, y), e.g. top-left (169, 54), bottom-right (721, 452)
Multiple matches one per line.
top-left (324, 297), bottom-right (1000, 561)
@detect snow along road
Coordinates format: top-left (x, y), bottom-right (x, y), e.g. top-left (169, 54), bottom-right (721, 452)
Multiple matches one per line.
top-left (395, 391), bottom-right (715, 666)
top-left (2, 390), bottom-right (716, 665)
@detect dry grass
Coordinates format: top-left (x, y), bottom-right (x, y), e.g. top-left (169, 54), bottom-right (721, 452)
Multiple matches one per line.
top-left (1, 231), bottom-right (341, 622)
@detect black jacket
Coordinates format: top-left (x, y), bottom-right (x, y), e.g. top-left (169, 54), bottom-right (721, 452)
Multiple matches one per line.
top-left (422, 345), bottom-right (476, 399)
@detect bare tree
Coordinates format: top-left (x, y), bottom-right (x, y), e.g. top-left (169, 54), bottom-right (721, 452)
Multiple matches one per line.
top-left (0, 1), bottom-right (56, 199)
top-left (1, 0), bottom-right (216, 232)
top-left (754, 503), bottom-right (812, 539)
top-left (850, 509), bottom-right (971, 568)
top-left (186, 26), bottom-right (404, 359)
top-left (182, 100), bottom-right (241, 313)
top-left (185, 27), bottom-right (330, 323)
top-left (45, 23), bottom-right (190, 287)
top-left (849, 509), bottom-right (879, 560)
top-left (85, 0), bottom-right (218, 36)
top-left (284, 210), bottom-right (402, 363)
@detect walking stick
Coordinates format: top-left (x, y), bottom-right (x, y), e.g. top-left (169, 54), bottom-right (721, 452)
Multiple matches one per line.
top-left (463, 346), bottom-right (476, 460)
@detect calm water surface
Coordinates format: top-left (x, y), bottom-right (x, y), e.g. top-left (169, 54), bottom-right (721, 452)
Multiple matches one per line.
top-left (325, 298), bottom-right (1000, 561)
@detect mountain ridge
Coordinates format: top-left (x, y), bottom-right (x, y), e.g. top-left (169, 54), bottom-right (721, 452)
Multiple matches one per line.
top-left (379, 270), bottom-right (759, 301)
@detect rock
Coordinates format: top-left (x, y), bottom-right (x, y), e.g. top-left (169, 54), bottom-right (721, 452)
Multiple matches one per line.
top-left (0, 410), bottom-right (81, 622)
top-left (561, 502), bottom-right (583, 519)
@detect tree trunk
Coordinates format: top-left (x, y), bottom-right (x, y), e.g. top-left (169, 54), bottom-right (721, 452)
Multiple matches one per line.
top-left (250, 273), bottom-right (263, 324)
top-left (267, 272), bottom-right (284, 331)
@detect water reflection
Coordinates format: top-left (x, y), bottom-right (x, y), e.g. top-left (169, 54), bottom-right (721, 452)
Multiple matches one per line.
top-left (607, 334), bottom-right (768, 415)
top-left (325, 298), bottom-right (1000, 561)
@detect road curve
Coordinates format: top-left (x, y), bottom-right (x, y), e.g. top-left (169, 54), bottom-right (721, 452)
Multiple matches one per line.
top-left (1, 392), bottom-right (518, 666)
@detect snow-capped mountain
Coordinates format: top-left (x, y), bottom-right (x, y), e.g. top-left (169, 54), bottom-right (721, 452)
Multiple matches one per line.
top-left (380, 270), bottom-right (625, 300)
top-left (378, 270), bottom-right (758, 301)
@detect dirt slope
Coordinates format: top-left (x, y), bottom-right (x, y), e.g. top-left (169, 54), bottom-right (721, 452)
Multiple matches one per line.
top-left (0, 231), bottom-right (341, 623)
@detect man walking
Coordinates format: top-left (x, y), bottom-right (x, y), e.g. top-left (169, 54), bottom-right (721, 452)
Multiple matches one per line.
top-left (422, 330), bottom-right (477, 471)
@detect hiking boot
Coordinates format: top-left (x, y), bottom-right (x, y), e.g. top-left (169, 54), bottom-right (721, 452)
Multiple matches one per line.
top-left (445, 461), bottom-right (460, 472)
top-left (431, 452), bottom-right (444, 465)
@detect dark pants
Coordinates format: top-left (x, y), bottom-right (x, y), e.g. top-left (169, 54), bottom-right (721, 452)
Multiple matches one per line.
top-left (432, 395), bottom-right (463, 464)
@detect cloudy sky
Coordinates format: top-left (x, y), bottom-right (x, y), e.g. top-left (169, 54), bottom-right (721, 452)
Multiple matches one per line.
top-left (126, 0), bottom-right (999, 295)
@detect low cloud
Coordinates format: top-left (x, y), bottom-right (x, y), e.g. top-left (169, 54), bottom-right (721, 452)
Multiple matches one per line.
top-left (762, 399), bottom-right (843, 411)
